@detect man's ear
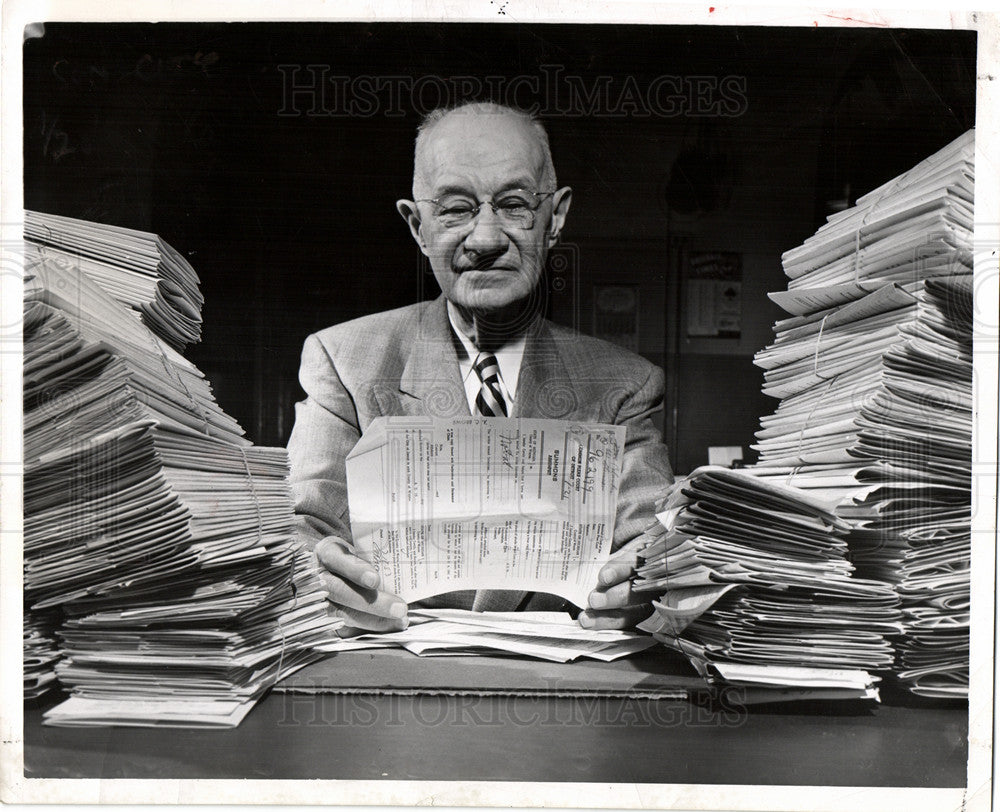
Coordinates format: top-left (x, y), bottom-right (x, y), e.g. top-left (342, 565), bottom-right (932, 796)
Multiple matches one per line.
top-left (546, 186), bottom-right (572, 248)
top-left (396, 200), bottom-right (429, 257)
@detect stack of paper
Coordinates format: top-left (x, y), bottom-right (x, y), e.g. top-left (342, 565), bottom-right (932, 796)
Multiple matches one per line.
top-left (23, 250), bottom-right (338, 726)
top-left (751, 278), bottom-right (973, 698)
top-left (47, 546), bottom-right (334, 728)
top-left (24, 255), bottom-right (242, 445)
top-left (747, 132), bottom-right (975, 700)
top-left (24, 210), bottom-right (203, 350)
top-left (24, 420), bottom-right (295, 608)
top-left (318, 609), bottom-right (658, 663)
top-left (751, 278), bottom-right (969, 465)
top-left (23, 611), bottom-right (61, 700)
top-left (771, 129), bottom-right (973, 316)
top-left (706, 663), bottom-right (882, 704)
top-left (631, 467), bottom-right (901, 701)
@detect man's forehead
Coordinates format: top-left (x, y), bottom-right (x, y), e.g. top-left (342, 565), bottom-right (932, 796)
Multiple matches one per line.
top-left (418, 111), bottom-right (546, 190)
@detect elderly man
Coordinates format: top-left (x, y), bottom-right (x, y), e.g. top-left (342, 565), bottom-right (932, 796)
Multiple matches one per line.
top-left (288, 101), bottom-right (673, 634)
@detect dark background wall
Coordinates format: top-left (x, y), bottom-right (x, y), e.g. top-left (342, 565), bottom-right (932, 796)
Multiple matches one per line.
top-left (22, 23), bottom-right (977, 472)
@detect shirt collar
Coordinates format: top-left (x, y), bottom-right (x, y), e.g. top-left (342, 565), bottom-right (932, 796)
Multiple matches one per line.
top-left (446, 300), bottom-right (526, 399)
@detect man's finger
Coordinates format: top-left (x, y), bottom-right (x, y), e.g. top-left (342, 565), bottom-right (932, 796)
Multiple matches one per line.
top-left (316, 536), bottom-right (381, 589)
top-left (318, 570), bottom-right (408, 620)
top-left (596, 537), bottom-right (651, 586)
top-left (597, 555), bottom-right (638, 587)
top-left (329, 605), bottom-right (408, 634)
top-left (588, 580), bottom-right (637, 610)
top-left (577, 605), bottom-right (651, 630)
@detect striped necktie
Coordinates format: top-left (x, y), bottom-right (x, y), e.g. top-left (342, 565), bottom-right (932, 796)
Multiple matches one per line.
top-left (474, 352), bottom-right (508, 417)
top-left (470, 351), bottom-right (526, 612)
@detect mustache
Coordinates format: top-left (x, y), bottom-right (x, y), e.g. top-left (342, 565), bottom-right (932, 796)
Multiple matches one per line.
top-left (458, 254), bottom-right (516, 272)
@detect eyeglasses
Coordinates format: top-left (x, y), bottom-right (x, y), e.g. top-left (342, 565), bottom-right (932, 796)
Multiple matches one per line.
top-left (415, 189), bottom-right (556, 230)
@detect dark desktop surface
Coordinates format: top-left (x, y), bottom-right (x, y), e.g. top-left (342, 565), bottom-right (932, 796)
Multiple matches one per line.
top-left (24, 658), bottom-right (968, 786)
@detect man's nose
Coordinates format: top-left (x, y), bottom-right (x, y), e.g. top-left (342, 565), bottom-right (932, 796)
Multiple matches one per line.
top-left (462, 206), bottom-right (509, 255)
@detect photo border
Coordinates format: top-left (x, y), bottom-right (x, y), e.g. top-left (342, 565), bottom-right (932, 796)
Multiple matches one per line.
top-left (2, 2), bottom-right (996, 810)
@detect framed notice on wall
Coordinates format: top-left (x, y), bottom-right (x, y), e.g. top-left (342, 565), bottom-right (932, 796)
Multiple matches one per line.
top-left (593, 284), bottom-right (640, 353)
top-left (685, 251), bottom-right (742, 339)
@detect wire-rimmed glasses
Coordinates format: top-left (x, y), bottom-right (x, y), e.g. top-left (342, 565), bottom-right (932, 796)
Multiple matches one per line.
top-left (415, 189), bottom-right (556, 230)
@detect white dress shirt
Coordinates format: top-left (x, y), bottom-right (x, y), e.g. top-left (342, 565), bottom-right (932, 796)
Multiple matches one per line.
top-left (446, 301), bottom-right (526, 414)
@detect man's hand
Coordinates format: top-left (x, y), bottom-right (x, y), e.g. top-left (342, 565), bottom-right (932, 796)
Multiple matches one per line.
top-left (578, 537), bottom-right (653, 630)
top-left (314, 536), bottom-right (409, 636)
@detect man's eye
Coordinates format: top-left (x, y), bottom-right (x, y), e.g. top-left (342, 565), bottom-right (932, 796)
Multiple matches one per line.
top-left (497, 197), bottom-right (531, 212)
top-left (438, 199), bottom-right (476, 215)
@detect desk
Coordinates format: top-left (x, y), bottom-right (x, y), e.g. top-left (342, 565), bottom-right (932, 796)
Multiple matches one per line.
top-left (25, 691), bottom-right (967, 785)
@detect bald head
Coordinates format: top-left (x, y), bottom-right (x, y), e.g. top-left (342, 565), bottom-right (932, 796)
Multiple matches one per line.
top-left (412, 102), bottom-right (557, 199)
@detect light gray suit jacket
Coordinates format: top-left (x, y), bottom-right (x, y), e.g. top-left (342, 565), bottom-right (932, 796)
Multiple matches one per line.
top-left (287, 295), bottom-right (674, 609)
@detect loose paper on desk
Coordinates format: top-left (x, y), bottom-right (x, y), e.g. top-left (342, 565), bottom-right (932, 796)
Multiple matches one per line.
top-left (346, 417), bottom-right (626, 607)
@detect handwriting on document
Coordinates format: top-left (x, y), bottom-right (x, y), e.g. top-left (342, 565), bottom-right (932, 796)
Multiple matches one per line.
top-left (346, 417), bottom-right (626, 607)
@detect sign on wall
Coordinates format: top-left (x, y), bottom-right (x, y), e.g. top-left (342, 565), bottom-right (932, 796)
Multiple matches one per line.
top-left (685, 251), bottom-right (742, 339)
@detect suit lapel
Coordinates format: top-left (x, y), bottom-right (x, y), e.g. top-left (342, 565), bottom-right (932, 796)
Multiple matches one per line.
top-left (512, 320), bottom-right (586, 420)
top-left (382, 299), bottom-right (589, 422)
top-left (396, 296), bottom-right (470, 418)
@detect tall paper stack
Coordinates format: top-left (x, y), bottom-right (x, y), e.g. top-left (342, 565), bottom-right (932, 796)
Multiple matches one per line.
top-left (24, 210), bottom-right (204, 351)
top-left (748, 131), bottom-right (975, 699)
top-left (631, 131), bottom-right (974, 702)
top-left (23, 240), bottom-right (339, 726)
top-left (770, 129), bottom-right (973, 315)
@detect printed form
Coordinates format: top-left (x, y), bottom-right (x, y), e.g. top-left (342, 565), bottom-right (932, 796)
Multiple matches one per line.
top-left (346, 417), bottom-right (626, 607)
